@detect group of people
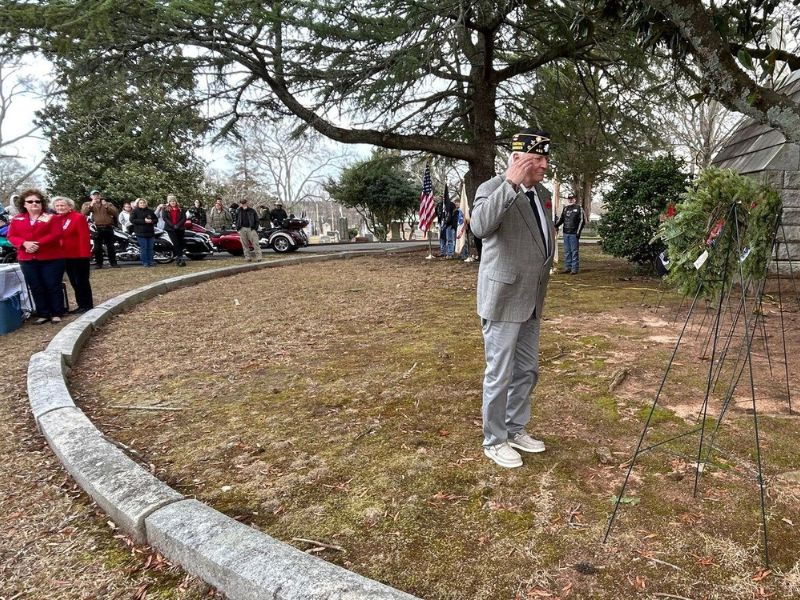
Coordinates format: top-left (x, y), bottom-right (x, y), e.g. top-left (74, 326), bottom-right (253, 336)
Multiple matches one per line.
top-left (2, 188), bottom-right (224, 324)
top-left (82, 191), bottom-right (192, 268)
top-left (5, 189), bottom-right (94, 323)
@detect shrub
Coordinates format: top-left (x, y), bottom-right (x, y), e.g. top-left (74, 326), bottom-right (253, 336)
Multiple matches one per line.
top-left (598, 155), bottom-right (689, 267)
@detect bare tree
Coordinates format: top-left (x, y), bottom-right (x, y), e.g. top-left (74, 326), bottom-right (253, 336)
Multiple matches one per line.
top-left (234, 118), bottom-right (353, 213)
top-left (663, 97), bottom-right (739, 174)
top-left (0, 54), bottom-right (49, 196)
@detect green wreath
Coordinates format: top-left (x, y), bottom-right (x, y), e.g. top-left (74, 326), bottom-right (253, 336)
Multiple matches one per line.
top-left (654, 168), bottom-right (782, 300)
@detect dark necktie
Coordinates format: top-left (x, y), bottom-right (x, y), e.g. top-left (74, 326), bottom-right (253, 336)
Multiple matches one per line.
top-left (526, 190), bottom-right (548, 255)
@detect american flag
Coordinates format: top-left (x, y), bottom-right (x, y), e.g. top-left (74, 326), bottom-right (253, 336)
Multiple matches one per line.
top-left (418, 163), bottom-right (435, 232)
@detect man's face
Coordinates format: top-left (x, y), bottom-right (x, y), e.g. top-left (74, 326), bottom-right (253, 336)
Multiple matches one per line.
top-left (568, 197), bottom-right (577, 204)
top-left (91, 193), bottom-right (101, 202)
top-left (513, 152), bottom-right (548, 187)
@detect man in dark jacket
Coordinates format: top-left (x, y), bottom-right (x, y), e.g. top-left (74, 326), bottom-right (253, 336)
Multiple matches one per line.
top-left (269, 202), bottom-right (288, 227)
top-left (234, 199), bottom-right (263, 261)
top-left (554, 193), bottom-right (586, 275)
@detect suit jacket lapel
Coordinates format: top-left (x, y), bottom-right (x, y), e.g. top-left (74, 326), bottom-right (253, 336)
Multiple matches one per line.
top-left (517, 189), bottom-right (546, 256)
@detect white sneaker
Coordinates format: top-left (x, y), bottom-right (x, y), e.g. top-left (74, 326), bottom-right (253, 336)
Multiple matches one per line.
top-left (483, 443), bottom-right (523, 468)
top-left (508, 431), bottom-right (546, 453)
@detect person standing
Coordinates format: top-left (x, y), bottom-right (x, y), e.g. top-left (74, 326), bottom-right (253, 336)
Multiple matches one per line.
top-left (444, 194), bottom-right (458, 258)
top-left (6, 194), bottom-right (19, 216)
top-left (162, 194), bottom-right (187, 267)
top-left (118, 202), bottom-right (134, 233)
top-left (53, 196), bottom-right (94, 314)
top-left (130, 198), bottom-right (158, 267)
top-left (208, 198), bottom-right (233, 232)
top-left (81, 189), bottom-right (119, 268)
top-left (269, 202), bottom-right (288, 227)
top-left (470, 128), bottom-right (555, 468)
top-left (234, 199), bottom-right (263, 262)
top-left (554, 193), bottom-right (586, 275)
top-left (187, 199), bottom-right (207, 226)
top-left (7, 188), bottom-right (67, 324)
top-left (258, 204), bottom-right (272, 229)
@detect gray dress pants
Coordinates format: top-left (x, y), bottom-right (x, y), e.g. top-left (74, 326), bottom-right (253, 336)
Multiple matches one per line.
top-left (481, 317), bottom-right (541, 447)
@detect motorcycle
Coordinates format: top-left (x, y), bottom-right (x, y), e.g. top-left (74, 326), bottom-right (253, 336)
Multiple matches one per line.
top-left (90, 224), bottom-right (215, 264)
top-left (0, 214), bottom-right (16, 263)
top-left (90, 223), bottom-right (175, 264)
top-left (185, 221), bottom-right (246, 256)
top-left (258, 216), bottom-right (310, 253)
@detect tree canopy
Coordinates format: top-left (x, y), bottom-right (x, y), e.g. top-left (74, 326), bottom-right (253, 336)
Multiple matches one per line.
top-left (38, 59), bottom-right (207, 205)
top-left (0, 0), bottom-right (646, 196)
top-left (1, 0), bottom-right (797, 200)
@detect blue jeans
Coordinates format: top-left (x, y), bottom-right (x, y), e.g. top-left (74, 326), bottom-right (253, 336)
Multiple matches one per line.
top-left (439, 233), bottom-right (447, 256)
top-left (445, 226), bottom-right (455, 256)
top-left (563, 233), bottom-right (579, 272)
top-left (19, 258), bottom-right (66, 318)
top-left (138, 236), bottom-right (155, 266)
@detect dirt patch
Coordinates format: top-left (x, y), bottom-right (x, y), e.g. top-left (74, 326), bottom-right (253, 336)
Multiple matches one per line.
top-left (65, 247), bottom-right (800, 600)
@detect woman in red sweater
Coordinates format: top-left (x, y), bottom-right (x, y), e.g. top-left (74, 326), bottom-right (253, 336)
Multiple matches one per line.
top-left (53, 196), bottom-right (94, 314)
top-left (7, 188), bottom-right (66, 324)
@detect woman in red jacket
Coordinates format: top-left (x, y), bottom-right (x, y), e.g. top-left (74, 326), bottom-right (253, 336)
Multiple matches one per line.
top-left (53, 196), bottom-right (94, 314)
top-left (7, 188), bottom-right (66, 324)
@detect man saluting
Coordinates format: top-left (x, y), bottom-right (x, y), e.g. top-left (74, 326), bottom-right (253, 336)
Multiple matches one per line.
top-left (470, 128), bottom-right (555, 468)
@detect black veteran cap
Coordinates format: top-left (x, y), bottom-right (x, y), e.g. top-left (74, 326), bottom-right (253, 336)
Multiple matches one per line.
top-left (511, 128), bottom-right (550, 156)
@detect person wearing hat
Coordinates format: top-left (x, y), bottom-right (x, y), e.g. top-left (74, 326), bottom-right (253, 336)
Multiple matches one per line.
top-left (81, 189), bottom-right (120, 268)
top-left (554, 193), bottom-right (586, 275)
top-left (233, 198), bottom-right (263, 261)
top-left (470, 128), bottom-right (555, 468)
top-left (269, 201), bottom-right (288, 228)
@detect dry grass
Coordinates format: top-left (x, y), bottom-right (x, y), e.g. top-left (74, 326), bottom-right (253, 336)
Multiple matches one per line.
top-left (0, 256), bottom-right (252, 600)
top-left (59, 247), bottom-right (800, 600)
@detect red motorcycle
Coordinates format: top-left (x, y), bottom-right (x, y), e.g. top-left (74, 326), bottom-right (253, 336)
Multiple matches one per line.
top-left (185, 222), bottom-right (246, 256)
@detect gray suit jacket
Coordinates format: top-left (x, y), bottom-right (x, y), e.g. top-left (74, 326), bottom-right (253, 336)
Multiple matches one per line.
top-left (471, 176), bottom-right (555, 322)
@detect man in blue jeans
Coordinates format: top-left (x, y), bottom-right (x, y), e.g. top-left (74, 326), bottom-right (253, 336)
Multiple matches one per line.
top-left (555, 193), bottom-right (586, 274)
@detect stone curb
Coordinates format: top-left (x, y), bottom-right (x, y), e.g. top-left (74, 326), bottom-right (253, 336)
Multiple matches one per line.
top-left (37, 406), bottom-right (183, 545)
top-left (147, 500), bottom-right (417, 600)
top-left (29, 252), bottom-right (423, 600)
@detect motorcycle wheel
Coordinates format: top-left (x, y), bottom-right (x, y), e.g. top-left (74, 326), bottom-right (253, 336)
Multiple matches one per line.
top-left (186, 253), bottom-right (207, 260)
top-left (271, 236), bottom-right (292, 253)
top-left (154, 249), bottom-right (176, 264)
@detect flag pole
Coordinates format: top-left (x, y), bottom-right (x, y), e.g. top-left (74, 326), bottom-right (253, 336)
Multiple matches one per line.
top-left (425, 232), bottom-right (434, 260)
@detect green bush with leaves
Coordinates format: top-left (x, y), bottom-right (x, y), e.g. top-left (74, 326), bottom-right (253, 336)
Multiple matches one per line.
top-left (655, 168), bottom-right (781, 300)
top-left (598, 155), bottom-right (689, 267)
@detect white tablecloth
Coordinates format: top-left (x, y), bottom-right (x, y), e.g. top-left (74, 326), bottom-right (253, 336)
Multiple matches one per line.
top-left (0, 264), bottom-right (33, 311)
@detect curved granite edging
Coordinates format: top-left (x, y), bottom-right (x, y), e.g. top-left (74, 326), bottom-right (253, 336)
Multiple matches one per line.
top-left (28, 251), bottom-right (422, 600)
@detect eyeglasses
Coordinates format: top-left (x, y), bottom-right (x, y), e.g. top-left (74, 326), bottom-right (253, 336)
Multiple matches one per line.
top-left (25, 200), bottom-right (42, 205)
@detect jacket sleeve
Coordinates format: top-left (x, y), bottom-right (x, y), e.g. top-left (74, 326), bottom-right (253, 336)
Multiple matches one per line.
top-left (6, 219), bottom-right (26, 249)
top-left (80, 202), bottom-right (92, 216)
top-left (176, 209), bottom-right (187, 229)
top-left (470, 177), bottom-right (520, 239)
top-left (555, 208), bottom-right (565, 230)
top-left (76, 214), bottom-right (92, 256)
